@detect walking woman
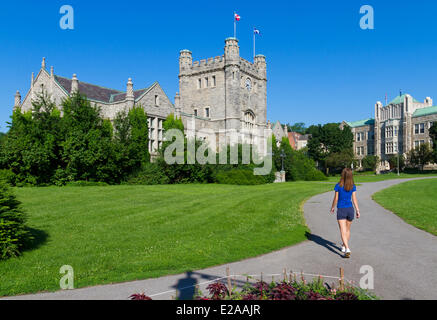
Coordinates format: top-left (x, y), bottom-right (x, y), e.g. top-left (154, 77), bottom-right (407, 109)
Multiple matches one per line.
top-left (330, 168), bottom-right (360, 258)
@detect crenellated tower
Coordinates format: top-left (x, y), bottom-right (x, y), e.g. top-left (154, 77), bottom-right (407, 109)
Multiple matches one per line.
top-left (177, 37), bottom-right (268, 141)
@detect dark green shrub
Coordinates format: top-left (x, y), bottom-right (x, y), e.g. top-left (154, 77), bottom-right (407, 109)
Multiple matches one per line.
top-left (215, 168), bottom-right (269, 185)
top-left (303, 169), bottom-right (328, 181)
top-left (0, 169), bottom-right (16, 186)
top-left (0, 181), bottom-right (31, 260)
top-left (127, 162), bottom-right (170, 185)
top-left (65, 180), bottom-right (109, 187)
top-left (362, 155), bottom-right (379, 172)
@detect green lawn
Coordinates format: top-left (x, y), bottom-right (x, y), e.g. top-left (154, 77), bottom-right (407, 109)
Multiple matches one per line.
top-left (0, 182), bottom-right (334, 297)
top-left (373, 178), bottom-right (437, 236)
top-left (327, 172), bottom-right (437, 183)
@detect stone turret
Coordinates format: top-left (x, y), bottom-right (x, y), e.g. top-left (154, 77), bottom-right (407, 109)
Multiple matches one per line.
top-left (126, 78), bottom-right (134, 109)
top-left (179, 50), bottom-right (193, 73)
top-left (14, 90), bottom-right (21, 109)
top-left (224, 38), bottom-right (239, 64)
top-left (174, 92), bottom-right (181, 119)
top-left (254, 55), bottom-right (267, 80)
top-left (71, 74), bottom-right (79, 94)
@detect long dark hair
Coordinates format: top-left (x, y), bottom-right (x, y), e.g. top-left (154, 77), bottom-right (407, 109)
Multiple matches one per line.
top-left (339, 168), bottom-right (354, 192)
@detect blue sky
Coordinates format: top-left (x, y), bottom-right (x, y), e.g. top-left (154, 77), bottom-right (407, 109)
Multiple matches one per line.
top-left (1, 0), bottom-right (437, 132)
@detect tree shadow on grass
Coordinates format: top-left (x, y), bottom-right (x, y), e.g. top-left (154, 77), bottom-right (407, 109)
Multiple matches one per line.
top-left (22, 227), bottom-right (49, 253)
top-left (305, 232), bottom-right (343, 257)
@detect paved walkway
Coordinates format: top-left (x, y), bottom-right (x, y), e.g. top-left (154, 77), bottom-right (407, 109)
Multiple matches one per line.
top-left (4, 178), bottom-right (437, 300)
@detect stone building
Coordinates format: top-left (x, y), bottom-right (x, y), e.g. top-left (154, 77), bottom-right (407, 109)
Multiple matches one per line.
top-left (343, 94), bottom-right (437, 171)
top-left (14, 37), bottom-right (268, 156)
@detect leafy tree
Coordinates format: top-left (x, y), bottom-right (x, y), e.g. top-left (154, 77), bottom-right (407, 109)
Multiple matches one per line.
top-left (0, 92), bottom-right (63, 185)
top-left (362, 155), bottom-right (379, 172)
top-left (325, 149), bottom-right (356, 173)
top-left (287, 122), bottom-right (306, 134)
top-left (407, 143), bottom-right (434, 171)
top-left (61, 93), bottom-right (117, 183)
top-left (388, 154), bottom-right (405, 172)
top-left (307, 123), bottom-right (354, 173)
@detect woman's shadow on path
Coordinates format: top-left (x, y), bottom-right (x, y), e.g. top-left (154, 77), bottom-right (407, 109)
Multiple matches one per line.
top-left (305, 232), bottom-right (344, 257)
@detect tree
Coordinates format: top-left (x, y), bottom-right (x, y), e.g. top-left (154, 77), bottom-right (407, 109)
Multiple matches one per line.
top-left (287, 122), bottom-right (306, 134)
top-left (61, 92), bottom-right (117, 183)
top-left (388, 154), bottom-right (405, 172)
top-left (307, 123), bottom-right (354, 173)
top-left (362, 155), bottom-right (379, 172)
top-left (0, 92), bottom-right (63, 185)
top-left (407, 143), bottom-right (433, 171)
top-left (326, 149), bottom-right (356, 173)
top-left (0, 181), bottom-right (30, 260)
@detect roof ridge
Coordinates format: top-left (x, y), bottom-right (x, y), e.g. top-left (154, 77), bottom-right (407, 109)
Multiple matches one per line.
top-left (55, 75), bottom-right (123, 93)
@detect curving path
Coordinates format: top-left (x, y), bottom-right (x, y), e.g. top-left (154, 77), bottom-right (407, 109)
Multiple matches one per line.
top-left (4, 178), bottom-right (437, 300)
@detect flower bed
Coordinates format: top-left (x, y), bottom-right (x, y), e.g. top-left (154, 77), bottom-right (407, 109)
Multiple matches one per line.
top-left (130, 276), bottom-right (378, 300)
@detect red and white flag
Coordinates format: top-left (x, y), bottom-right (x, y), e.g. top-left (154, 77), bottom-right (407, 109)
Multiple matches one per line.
top-left (234, 13), bottom-right (241, 21)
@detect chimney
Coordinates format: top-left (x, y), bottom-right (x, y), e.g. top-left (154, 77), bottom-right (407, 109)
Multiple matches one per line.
top-left (14, 90), bottom-right (21, 108)
top-left (71, 74), bottom-right (79, 94)
top-left (126, 78), bottom-right (134, 109)
top-left (50, 66), bottom-right (54, 77)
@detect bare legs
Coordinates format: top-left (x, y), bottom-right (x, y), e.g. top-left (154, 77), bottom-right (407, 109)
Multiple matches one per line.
top-left (338, 219), bottom-right (352, 249)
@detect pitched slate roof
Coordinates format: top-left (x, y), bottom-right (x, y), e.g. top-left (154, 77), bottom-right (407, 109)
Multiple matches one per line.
top-left (346, 118), bottom-right (375, 128)
top-left (55, 75), bottom-right (153, 104)
top-left (412, 105), bottom-right (437, 118)
top-left (55, 75), bottom-right (123, 103)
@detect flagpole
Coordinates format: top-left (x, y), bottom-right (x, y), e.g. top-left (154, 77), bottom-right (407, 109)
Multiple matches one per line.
top-left (253, 28), bottom-right (256, 60)
top-left (234, 12), bottom-right (236, 38)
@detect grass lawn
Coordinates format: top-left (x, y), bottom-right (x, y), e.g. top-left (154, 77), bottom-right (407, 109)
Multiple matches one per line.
top-left (0, 182), bottom-right (334, 297)
top-left (373, 178), bottom-right (437, 236)
top-left (327, 172), bottom-right (437, 183)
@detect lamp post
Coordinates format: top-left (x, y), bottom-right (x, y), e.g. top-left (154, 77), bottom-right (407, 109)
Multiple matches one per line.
top-left (280, 150), bottom-right (286, 172)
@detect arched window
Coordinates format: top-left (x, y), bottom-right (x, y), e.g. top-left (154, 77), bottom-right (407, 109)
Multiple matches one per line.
top-left (243, 110), bottom-right (255, 130)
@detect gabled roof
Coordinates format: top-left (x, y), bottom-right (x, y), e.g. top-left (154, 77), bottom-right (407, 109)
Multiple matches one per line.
top-left (412, 105), bottom-right (437, 118)
top-left (346, 118), bottom-right (375, 128)
top-left (54, 76), bottom-right (156, 104)
top-left (55, 75), bottom-right (123, 103)
top-left (387, 94), bottom-right (419, 106)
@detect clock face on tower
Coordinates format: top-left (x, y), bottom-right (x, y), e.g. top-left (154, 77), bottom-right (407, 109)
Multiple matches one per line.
top-left (245, 78), bottom-right (252, 91)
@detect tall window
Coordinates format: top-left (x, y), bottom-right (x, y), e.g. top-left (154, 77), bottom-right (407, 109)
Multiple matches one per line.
top-left (198, 78), bottom-right (202, 89)
top-left (212, 76), bottom-right (216, 87)
top-left (205, 107), bottom-right (210, 118)
top-left (154, 95), bottom-right (159, 106)
top-left (243, 111), bottom-right (255, 130)
top-left (420, 123), bottom-right (425, 134)
top-left (205, 77), bottom-right (209, 87)
top-left (194, 109), bottom-right (198, 117)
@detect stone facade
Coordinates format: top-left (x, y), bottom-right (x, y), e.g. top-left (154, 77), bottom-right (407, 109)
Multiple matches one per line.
top-left (177, 37), bottom-right (267, 149)
top-left (344, 94), bottom-right (437, 171)
top-left (14, 37), bottom-right (268, 156)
